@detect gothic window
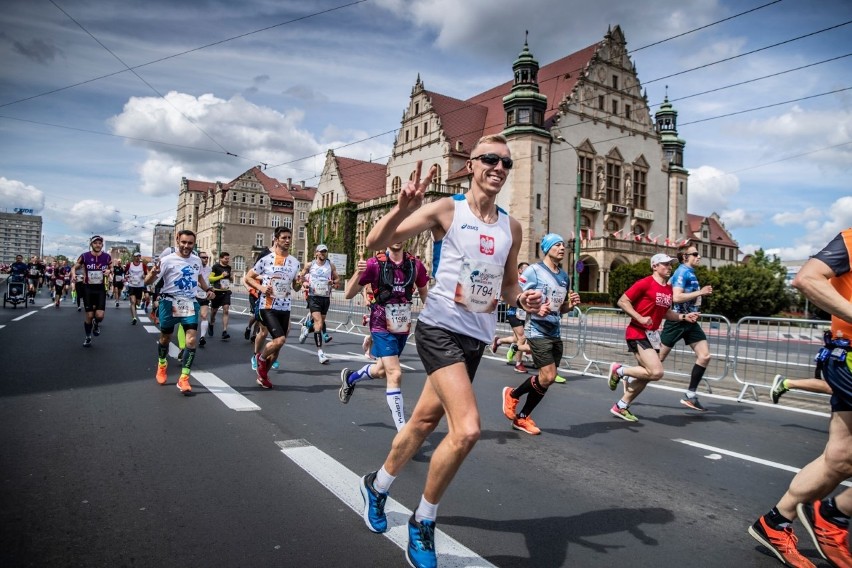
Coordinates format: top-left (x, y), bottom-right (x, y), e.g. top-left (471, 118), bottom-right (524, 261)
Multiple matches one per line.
top-left (579, 155), bottom-right (594, 199)
top-left (392, 177), bottom-right (402, 194)
top-left (633, 168), bottom-right (647, 210)
top-left (606, 161), bottom-right (621, 203)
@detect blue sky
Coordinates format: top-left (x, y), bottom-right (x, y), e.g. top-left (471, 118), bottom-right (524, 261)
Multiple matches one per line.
top-left (1, 0), bottom-right (850, 258)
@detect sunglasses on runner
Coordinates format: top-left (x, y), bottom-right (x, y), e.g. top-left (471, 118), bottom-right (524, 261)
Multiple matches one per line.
top-left (471, 153), bottom-right (513, 169)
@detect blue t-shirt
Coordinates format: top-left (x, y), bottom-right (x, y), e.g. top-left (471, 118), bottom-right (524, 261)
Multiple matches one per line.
top-left (521, 262), bottom-right (570, 339)
top-left (670, 264), bottom-right (701, 314)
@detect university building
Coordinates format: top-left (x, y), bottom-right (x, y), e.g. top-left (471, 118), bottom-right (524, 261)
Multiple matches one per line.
top-left (308, 25), bottom-right (739, 292)
top-left (174, 167), bottom-right (315, 282)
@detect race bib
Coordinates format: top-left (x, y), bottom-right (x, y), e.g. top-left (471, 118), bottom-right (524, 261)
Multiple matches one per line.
top-left (454, 259), bottom-right (504, 313)
top-left (55, 278), bottom-right (65, 286)
top-left (87, 271), bottom-right (103, 285)
top-left (386, 303), bottom-right (412, 334)
top-left (220, 278), bottom-right (230, 290)
top-left (271, 277), bottom-right (292, 299)
top-left (129, 275), bottom-right (143, 287)
top-left (29, 268), bottom-right (39, 276)
top-left (516, 308), bottom-right (527, 320)
top-left (172, 297), bottom-right (195, 317)
top-left (311, 280), bottom-right (330, 296)
top-left (115, 275), bottom-right (123, 282)
top-left (645, 330), bottom-right (662, 350)
top-left (549, 288), bottom-right (567, 312)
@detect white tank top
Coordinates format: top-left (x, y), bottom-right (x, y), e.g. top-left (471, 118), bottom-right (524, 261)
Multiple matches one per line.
top-left (308, 260), bottom-right (333, 297)
top-left (418, 194), bottom-right (512, 343)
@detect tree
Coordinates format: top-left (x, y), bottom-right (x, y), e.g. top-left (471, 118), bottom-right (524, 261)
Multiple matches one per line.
top-left (608, 261), bottom-right (653, 307)
top-left (709, 251), bottom-right (792, 321)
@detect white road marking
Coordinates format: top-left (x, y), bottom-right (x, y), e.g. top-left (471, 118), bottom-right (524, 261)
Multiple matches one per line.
top-left (41, 303), bottom-right (54, 310)
top-left (344, 352), bottom-right (414, 370)
top-left (144, 325), bottom-right (160, 333)
top-left (191, 371), bottom-right (261, 411)
top-left (673, 439), bottom-right (852, 488)
top-left (12, 311), bottom-right (37, 321)
top-left (138, 316), bottom-right (151, 323)
top-left (276, 440), bottom-right (497, 568)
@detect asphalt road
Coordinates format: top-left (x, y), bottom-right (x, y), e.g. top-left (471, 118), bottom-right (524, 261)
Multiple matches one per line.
top-left (0, 291), bottom-right (841, 568)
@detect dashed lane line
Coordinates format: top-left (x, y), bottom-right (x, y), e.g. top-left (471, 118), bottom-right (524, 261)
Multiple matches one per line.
top-left (276, 439), bottom-right (497, 568)
top-left (12, 310), bottom-right (37, 321)
top-left (163, 343), bottom-right (260, 411)
top-left (673, 439), bottom-right (852, 488)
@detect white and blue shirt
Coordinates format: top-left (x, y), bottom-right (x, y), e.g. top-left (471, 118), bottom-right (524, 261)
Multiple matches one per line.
top-left (670, 264), bottom-right (701, 313)
top-left (522, 262), bottom-right (570, 339)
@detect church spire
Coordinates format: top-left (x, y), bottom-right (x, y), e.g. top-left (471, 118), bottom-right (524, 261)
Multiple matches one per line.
top-left (502, 33), bottom-right (548, 136)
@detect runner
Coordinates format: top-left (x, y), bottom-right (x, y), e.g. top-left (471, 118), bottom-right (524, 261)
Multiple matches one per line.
top-left (748, 228), bottom-right (852, 568)
top-left (491, 261), bottom-right (533, 373)
top-left (208, 251), bottom-right (233, 340)
top-left (72, 263), bottom-right (85, 311)
top-left (356, 136), bottom-right (541, 568)
top-left (144, 230), bottom-right (213, 394)
top-left (26, 255), bottom-right (42, 304)
top-left (71, 236), bottom-right (112, 347)
top-left (771, 371), bottom-right (833, 404)
top-left (297, 245), bottom-right (339, 364)
top-left (242, 227), bottom-right (300, 389)
top-left (60, 260), bottom-right (72, 300)
top-left (658, 244), bottom-right (714, 411)
top-left (51, 261), bottom-right (65, 308)
top-left (45, 262), bottom-right (55, 301)
top-left (112, 261), bottom-right (126, 308)
top-left (339, 242), bottom-right (429, 431)
top-left (501, 234), bottom-right (581, 435)
top-left (607, 253), bottom-right (695, 422)
top-left (195, 251), bottom-right (211, 346)
top-left (125, 252), bottom-right (149, 325)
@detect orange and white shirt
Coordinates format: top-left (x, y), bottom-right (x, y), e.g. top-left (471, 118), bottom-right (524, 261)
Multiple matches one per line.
top-left (252, 252), bottom-right (300, 311)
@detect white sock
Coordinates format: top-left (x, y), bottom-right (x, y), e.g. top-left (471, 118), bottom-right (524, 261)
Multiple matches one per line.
top-left (200, 319), bottom-right (209, 338)
top-left (386, 390), bottom-right (405, 431)
top-left (685, 390), bottom-right (697, 398)
top-left (374, 466), bottom-right (396, 494)
top-left (415, 495), bottom-right (439, 523)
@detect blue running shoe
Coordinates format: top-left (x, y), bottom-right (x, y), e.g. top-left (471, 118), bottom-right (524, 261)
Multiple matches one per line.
top-left (271, 360), bottom-right (280, 370)
top-left (251, 355), bottom-right (257, 370)
top-left (359, 471), bottom-right (388, 533)
top-left (406, 515), bottom-right (437, 568)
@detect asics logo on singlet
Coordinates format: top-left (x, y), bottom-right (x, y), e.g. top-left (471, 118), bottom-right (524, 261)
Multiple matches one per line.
top-left (460, 223), bottom-right (479, 231)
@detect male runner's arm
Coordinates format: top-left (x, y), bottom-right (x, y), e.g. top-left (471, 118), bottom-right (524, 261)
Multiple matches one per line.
top-left (344, 259), bottom-right (368, 300)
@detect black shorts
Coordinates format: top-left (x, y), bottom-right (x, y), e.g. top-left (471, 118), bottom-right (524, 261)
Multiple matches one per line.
top-left (249, 294), bottom-right (258, 313)
top-left (54, 283), bottom-right (65, 295)
top-left (414, 321), bottom-right (485, 378)
top-left (660, 319), bottom-right (707, 348)
top-left (113, 281), bottom-right (124, 290)
top-left (307, 296), bottom-right (331, 315)
top-left (82, 285), bottom-right (107, 312)
top-left (211, 291), bottom-right (231, 309)
top-left (507, 314), bottom-right (525, 329)
top-left (27, 277), bottom-right (39, 288)
top-left (823, 355), bottom-right (852, 413)
top-left (626, 338), bottom-right (658, 354)
top-left (258, 309), bottom-right (291, 339)
top-left (196, 297), bottom-right (209, 307)
top-left (127, 286), bottom-right (147, 299)
top-left (528, 336), bottom-right (564, 368)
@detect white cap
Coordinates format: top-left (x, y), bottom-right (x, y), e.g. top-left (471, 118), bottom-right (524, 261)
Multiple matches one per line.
top-left (315, 244), bottom-right (328, 252)
top-left (650, 253), bottom-right (675, 266)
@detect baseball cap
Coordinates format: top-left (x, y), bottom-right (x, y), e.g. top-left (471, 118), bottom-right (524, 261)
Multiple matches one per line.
top-left (650, 253), bottom-right (675, 266)
top-left (133, 251), bottom-right (142, 256)
top-left (90, 235), bottom-right (103, 244)
top-left (315, 244), bottom-right (328, 252)
top-left (541, 233), bottom-right (565, 255)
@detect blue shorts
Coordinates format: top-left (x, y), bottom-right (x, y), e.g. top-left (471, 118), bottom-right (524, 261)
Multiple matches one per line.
top-left (371, 331), bottom-right (408, 358)
top-left (158, 298), bottom-right (199, 334)
top-left (823, 356), bottom-right (852, 413)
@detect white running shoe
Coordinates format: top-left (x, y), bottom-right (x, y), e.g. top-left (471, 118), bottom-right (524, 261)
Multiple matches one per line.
top-left (318, 350), bottom-right (330, 364)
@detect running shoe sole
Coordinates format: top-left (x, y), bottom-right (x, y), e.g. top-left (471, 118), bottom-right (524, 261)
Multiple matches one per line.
top-left (610, 406), bottom-right (638, 422)
top-left (797, 501), bottom-right (850, 567)
top-left (680, 397), bottom-right (707, 411)
top-left (608, 362), bottom-right (621, 391)
top-left (502, 387), bottom-right (518, 421)
top-left (339, 368), bottom-right (354, 404)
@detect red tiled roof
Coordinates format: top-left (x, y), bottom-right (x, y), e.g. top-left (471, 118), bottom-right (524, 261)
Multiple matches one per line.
top-left (334, 156), bottom-right (387, 202)
top-left (425, 90), bottom-right (489, 156)
top-left (185, 179), bottom-right (217, 193)
top-left (688, 214), bottom-right (738, 247)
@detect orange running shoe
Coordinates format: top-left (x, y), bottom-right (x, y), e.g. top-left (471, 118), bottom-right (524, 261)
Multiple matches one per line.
top-left (797, 500), bottom-right (852, 568)
top-left (502, 387), bottom-right (518, 420)
top-left (177, 374), bottom-right (191, 395)
top-left (748, 515), bottom-right (816, 568)
top-left (512, 416), bottom-right (541, 435)
top-left (156, 362), bottom-right (167, 385)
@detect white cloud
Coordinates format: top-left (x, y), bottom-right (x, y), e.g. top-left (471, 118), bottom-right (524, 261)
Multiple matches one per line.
top-left (61, 199), bottom-right (123, 236)
top-left (718, 208), bottom-right (761, 230)
top-left (773, 207), bottom-right (822, 226)
top-left (686, 165), bottom-right (740, 215)
top-left (0, 177), bottom-right (45, 212)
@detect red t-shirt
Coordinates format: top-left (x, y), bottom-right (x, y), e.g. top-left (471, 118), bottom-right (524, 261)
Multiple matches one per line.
top-left (623, 275), bottom-right (673, 340)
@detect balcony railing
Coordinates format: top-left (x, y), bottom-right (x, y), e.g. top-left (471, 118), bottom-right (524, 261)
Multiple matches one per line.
top-left (571, 236), bottom-right (675, 255)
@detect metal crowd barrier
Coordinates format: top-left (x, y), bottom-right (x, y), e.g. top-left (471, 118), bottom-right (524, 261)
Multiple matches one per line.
top-left (228, 282), bottom-right (831, 406)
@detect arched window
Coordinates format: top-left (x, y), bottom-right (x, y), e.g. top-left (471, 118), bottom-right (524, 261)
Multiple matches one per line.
top-left (392, 177), bottom-right (402, 194)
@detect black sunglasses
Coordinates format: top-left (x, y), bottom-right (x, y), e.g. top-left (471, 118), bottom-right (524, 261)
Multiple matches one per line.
top-left (471, 153), bottom-right (513, 169)
top-left (686, 252), bottom-right (700, 257)
top-left (200, 256), bottom-right (209, 260)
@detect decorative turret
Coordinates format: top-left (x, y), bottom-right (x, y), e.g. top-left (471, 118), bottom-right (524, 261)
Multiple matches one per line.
top-left (502, 32), bottom-right (548, 137)
top-left (655, 88), bottom-right (686, 170)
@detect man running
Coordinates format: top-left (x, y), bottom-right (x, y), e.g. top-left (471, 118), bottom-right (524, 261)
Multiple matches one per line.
top-left (208, 251), bottom-right (233, 340)
top-left (125, 252), bottom-right (148, 325)
top-left (502, 234), bottom-right (580, 435)
top-left (112, 261), bottom-right (126, 308)
top-left (71, 236), bottom-right (112, 347)
top-left (195, 251), bottom-right (211, 346)
top-left (242, 227), bottom-right (300, 389)
top-left (298, 244), bottom-right (339, 364)
top-left (607, 253), bottom-right (695, 422)
top-left (144, 230), bottom-right (213, 395)
top-left (51, 261), bottom-right (66, 308)
top-left (492, 261), bottom-right (532, 373)
top-left (356, 136), bottom-right (541, 568)
top-left (26, 255), bottom-right (42, 304)
top-left (748, 228), bottom-right (852, 568)
top-left (658, 244), bottom-right (714, 411)
top-left (339, 242), bottom-right (429, 431)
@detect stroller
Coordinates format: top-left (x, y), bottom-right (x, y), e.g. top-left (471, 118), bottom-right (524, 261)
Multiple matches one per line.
top-left (3, 274), bottom-right (27, 308)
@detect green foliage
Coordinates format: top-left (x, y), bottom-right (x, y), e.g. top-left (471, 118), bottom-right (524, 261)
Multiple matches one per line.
top-left (707, 261), bottom-right (792, 320)
top-left (579, 291), bottom-right (610, 305)
top-left (608, 261), bottom-right (652, 306)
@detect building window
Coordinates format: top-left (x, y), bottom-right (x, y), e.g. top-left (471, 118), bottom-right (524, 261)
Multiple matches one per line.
top-left (239, 211), bottom-right (247, 224)
top-left (625, 104), bottom-right (631, 119)
top-left (259, 195), bottom-right (264, 205)
top-left (679, 181), bottom-right (684, 195)
top-left (298, 227), bottom-right (305, 240)
top-left (633, 169), bottom-right (647, 210)
top-left (702, 245), bottom-right (708, 257)
top-left (271, 215), bottom-right (280, 228)
top-left (284, 216), bottom-right (293, 229)
top-left (249, 212), bottom-right (256, 225)
top-left (606, 220), bottom-right (619, 232)
top-left (414, 126), bottom-right (418, 138)
top-left (405, 130), bottom-right (409, 143)
top-left (392, 177), bottom-right (402, 194)
top-left (537, 146), bottom-right (542, 162)
top-left (703, 230), bottom-right (709, 238)
top-left (255, 233), bottom-right (264, 247)
top-left (299, 211), bottom-right (306, 222)
top-left (612, 99), bottom-right (619, 116)
top-left (579, 155), bottom-right (594, 199)
top-left (711, 245), bottom-right (717, 258)
top-left (612, 75), bottom-right (619, 89)
top-left (297, 251), bottom-right (304, 262)
top-left (233, 255), bottom-right (245, 271)
top-left (241, 193), bottom-right (246, 203)
top-left (518, 108), bottom-right (531, 124)
top-left (232, 192), bottom-right (237, 201)
top-left (423, 122), bottom-right (428, 135)
top-left (606, 161), bottom-right (621, 203)
top-left (414, 102), bottom-right (419, 115)
top-left (535, 242), bottom-right (540, 259)
top-left (598, 95), bottom-right (604, 110)
top-left (729, 248), bottom-right (735, 261)
top-left (536, 194), bottom-right (541, 209)
top-left (250, 194), bottom-right (256, 204)
top-left (533, 110), bottom-right (542, 126)
top-left (506, 110), bottom-right (515, 126)
top-left (679, 220), bottom-right (683, 233)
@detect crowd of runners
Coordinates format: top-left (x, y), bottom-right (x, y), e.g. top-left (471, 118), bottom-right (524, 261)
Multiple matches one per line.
top-left (4, 134), bottom-right (850, 568)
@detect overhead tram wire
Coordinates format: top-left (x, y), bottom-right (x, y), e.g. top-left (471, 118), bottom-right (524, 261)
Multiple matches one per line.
top-left (0, 0), bottom-right (369, 110)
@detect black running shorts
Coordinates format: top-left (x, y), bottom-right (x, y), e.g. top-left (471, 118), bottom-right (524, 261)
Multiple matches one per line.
top-left (414, 321), bottom-right (485, 379)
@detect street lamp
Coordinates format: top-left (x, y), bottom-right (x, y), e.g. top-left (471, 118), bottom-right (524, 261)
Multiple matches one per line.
top-left (553, 135), bottom-right (582, 294)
